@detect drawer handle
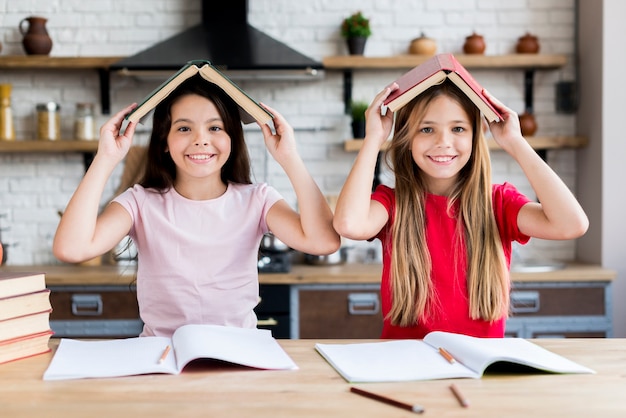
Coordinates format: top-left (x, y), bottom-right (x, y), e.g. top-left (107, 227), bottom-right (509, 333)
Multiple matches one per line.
top-left (257, 317), bottom-right (278, 327)
top-left (348, 293), bottom-right (380, 315)
top-left (510, 290), bottom-right (540, 313)
top-left (71, 294), bottom-right (103, 316)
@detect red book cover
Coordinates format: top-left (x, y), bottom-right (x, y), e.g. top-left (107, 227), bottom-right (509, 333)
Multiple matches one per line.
top-left (383, 53), bottom-right (502, 122)
top-left (0, 330), bottom-right (53, 365)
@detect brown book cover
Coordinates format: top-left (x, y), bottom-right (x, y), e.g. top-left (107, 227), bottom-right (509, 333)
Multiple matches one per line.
top-left (0, 330), bottom-right (53, 365)
top-left (126, 60), bottom-right (274, 126)
top-left (383, 53), bottom-right (502, 123)
top-left (0, 289), bottom-right (52, 321)
top-left (0, 272), bottom-right (46, 299)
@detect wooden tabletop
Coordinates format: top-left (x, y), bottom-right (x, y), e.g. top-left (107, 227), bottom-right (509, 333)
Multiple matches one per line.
top-left (0, 338), bottom-right (624, 417)
top-left (0, 262), bottom-right (617, 286)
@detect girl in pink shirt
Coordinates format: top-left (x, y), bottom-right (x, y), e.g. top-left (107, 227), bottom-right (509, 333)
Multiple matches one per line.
top-left (53, 76), bottom-right (339, 337)
top-left (333, 78), bottom-right (588, 339)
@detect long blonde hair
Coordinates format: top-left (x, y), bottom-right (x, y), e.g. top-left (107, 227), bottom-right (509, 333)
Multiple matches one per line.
top-left (385, 81), bottom-right (508, 327)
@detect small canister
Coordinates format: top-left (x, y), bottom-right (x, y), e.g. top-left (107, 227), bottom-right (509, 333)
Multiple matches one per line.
top-left (74, 102), bottom-right (96, 140)
top-left (36, 102), bottom-right (61, 140)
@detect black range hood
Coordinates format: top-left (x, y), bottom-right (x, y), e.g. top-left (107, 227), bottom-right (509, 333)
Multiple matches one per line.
top-left (110, 0), bottom-right (323, 80)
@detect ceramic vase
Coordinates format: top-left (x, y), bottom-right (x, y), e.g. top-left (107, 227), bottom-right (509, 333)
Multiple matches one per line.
top-left (19, 16), bottom-right (53, 55)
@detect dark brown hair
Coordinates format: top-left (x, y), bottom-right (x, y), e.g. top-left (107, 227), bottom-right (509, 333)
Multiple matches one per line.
top-left (140, 75), bottom-right (252, 190)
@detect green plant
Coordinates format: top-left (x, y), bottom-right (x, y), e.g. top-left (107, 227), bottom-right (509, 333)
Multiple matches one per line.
top-left (350, 101), bottom-right (369, 121)
top-left (341, 11), bottom-right (372, 39)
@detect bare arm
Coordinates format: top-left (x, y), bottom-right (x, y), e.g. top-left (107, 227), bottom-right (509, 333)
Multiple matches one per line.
top-left (333, 86), bottom-right (396, 240)
top-left (485, 91), bottom-right (588, 240)
top-left (53, 104), bottom-right (138, 263)
top-left (259, 104), bottom-right (340, 255)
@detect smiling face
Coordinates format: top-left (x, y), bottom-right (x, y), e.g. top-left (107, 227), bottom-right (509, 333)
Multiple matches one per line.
top-left (409, 94), bottom-right (473, 195)
top-left (166, 93), bottom-right (231, 188)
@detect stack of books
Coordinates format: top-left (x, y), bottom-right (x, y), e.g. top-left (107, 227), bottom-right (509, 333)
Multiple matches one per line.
top-left (0, 272), bottom-right (53, 365)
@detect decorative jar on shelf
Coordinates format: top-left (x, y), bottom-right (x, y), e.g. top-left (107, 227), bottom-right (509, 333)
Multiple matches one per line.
top-left (19, 16), bottom-right (53, 55)
top-left (409, 33), bottom-right (437, 55)
top-left (463, 32), bottom-right (486, 54)
top-left (519, 112), bottom-right (538, 136)
top-left (516, 32), bottom-right (540, 54)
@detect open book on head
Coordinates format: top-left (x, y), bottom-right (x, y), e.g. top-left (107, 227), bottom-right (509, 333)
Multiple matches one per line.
top-left (43, 324), bottom-right (298, 381)
top-left (315, 331), bottom-right (595, 383)
top-left (125, 59), bottom-right (274, 126)
top-left (382, 53), bottom-right (502, 123)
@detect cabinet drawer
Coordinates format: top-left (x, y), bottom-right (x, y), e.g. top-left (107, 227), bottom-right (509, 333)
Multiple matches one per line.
top-left (298, 287), bottom-right (383, 339)
top-left (509, 282), bottom-right (607, 317)
top-left (49, 286), bottom-right (139, 320)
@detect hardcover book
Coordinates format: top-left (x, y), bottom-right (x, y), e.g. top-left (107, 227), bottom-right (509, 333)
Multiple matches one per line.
top-left (0, 310), bottom-right (52, 341)
top-left (125, 60), bottom-right (274, 125)
top-left (382, 53), bottom-right (502, 123)
top-left (0, 330), bottom-right (53, 365)
top-left (43, 324), bottom-right (298, 381)
top-left (316, 331), bottom-right (594, 383)
top-left (0, 272), bottom-right (46, 299)
top-left (0, 289), bottom-right (51, 321)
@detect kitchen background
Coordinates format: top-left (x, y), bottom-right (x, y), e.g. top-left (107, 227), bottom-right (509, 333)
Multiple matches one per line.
top-left (0, 1), bottom-right (622, 334)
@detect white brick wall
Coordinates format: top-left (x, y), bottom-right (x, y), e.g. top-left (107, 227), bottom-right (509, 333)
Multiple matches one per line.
top-left (0, 0), bottom-right (580, 265)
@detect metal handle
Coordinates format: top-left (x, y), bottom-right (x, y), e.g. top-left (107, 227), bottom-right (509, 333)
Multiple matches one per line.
top-left (257, 317), bottom-right (278, 327)
top-left (71, 294), bottom-right (103, 316)
top-left (348, 293), bottom-right (380, 315)
top-left (510, 290), bottom-right (540, 313)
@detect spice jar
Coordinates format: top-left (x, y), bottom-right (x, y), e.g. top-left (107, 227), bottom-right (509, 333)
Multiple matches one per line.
top-left (74, 102), bottom-right (96, 140)
top-left (0, 84), bottom-right (15, 141)
top-left (36, 102), bottom-right (61, 140)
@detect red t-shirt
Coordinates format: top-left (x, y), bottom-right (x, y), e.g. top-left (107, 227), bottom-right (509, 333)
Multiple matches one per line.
top-left (371, 182), bottom-right (530, 339)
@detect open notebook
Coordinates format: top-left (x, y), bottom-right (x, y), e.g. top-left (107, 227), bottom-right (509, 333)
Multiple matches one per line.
top-left (316, 331), bottom-right (594, 383)
top-left (44, 324), bottom-right (298, 381)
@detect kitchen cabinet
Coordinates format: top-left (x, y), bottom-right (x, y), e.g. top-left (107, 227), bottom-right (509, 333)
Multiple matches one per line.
top-left (0, 263), bottom-right (615, 339)
top-left (292, 284), bottom-right (383, 339)
top-left (505, 279), bottom-right (613, 338)
top-left (48, 284), bottom-right (143, 338)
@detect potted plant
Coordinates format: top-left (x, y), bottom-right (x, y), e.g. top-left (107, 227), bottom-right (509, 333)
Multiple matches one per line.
top-left (350, 101), bottom-right (368, 139)
top-left (341, 11), bottom-right (371, 55)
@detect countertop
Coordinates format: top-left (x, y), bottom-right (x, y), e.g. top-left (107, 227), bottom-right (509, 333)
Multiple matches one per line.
top-left (0, 263), bottom-right (617, 286)
top-left (1, 338), bottom-right (625, 417)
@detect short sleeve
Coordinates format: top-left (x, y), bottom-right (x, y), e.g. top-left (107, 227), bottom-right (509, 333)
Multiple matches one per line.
top-left (493, 182), bottom-right (532, 245)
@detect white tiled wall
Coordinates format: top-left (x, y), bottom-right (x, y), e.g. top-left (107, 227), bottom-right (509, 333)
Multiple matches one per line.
top-left (0, 0), bottom-right (580, 265)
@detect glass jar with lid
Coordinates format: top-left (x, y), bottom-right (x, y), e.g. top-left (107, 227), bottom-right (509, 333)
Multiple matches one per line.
top-left (36, 102), bottom-right (61, 141)
top-left (74, 102), bottom-right (96, 140)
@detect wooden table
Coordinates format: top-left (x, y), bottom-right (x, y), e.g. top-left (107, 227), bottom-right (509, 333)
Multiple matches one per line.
top-left (1, 338), bottom-right (625, 417)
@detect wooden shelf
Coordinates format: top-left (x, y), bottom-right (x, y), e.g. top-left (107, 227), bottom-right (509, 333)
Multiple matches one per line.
top-left (0, 56), bottom-right (125, 114)
top-left (344, 136), bottom-right (588, 152)
top-left (0, 140), bottom-right (99, 153)
top-left (323, 54), bottom-right (568, 70)
top-left (0, 56), bottom-right (123, 69)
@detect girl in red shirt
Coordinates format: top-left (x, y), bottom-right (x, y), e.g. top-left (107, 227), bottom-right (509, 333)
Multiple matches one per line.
top-left (333, 79), bottom-right (588, 339)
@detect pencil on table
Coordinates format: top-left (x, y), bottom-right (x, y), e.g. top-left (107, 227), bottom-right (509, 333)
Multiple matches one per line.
top-left (450, 383), bottom-right (470, 408)
top-left (438, 347), bottom-right (456, 364)
top-left (350, 386), bottom-right (424, 414)
top-left (158, 345), bottom-right (171, 364)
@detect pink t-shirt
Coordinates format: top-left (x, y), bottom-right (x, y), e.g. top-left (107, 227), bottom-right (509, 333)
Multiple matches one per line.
top-left (371, 182), bottom-right (531, 339)
top-left (113, 182), bottom-right (283, 337)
